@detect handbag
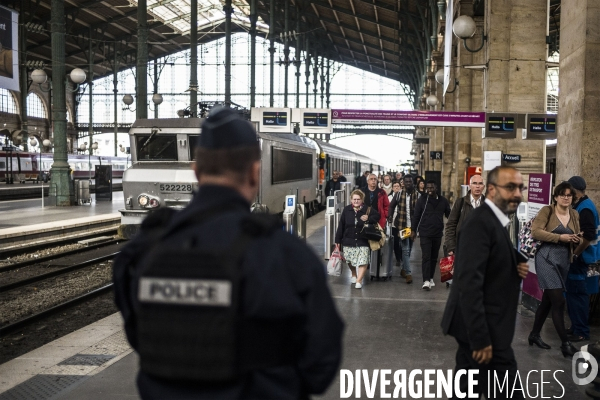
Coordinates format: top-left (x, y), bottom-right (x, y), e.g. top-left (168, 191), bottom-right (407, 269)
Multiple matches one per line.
top-left (360, 207), bottom-right (383, 241)
top-left (327, 244), bottom-right (345, 276)
top-left (439, 255), bottom-right (455, 283)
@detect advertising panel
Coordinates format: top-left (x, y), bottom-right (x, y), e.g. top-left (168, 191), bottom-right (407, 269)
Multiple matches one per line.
top-left (0, 6), bottom-right (19, 91)
top-left (331, 109), bottom-right (485, 128)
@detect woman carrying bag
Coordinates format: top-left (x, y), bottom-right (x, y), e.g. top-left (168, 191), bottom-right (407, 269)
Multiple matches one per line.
top-left (335, 189), bottom-right (380, 289)
top-left (528, 182), bottom-right (581, 357)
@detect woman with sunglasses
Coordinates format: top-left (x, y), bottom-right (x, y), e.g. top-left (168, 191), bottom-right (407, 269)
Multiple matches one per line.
top-left (335, 189), bottom-right (380, 289)
top-left (528, 181), bottom-right (581, 357)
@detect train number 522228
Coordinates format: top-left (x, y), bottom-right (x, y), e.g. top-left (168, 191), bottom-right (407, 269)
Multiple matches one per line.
top-left (159, 183), bottom-right (194, 193)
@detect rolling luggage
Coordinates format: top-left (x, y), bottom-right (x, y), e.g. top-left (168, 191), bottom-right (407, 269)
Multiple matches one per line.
top-left (370, 228), bottom-right (394, 281)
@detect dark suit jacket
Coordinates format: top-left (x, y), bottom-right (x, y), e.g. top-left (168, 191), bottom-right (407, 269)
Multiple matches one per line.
top-left (440, 202), bottom-right (522, 351)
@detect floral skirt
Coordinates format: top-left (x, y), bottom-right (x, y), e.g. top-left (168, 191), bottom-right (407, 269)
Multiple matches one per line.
top-left (344, 246), bottom-right (370, 267)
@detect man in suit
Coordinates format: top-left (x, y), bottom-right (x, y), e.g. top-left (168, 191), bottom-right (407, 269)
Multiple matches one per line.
top-left (441, 166), bottom-right (529, 399)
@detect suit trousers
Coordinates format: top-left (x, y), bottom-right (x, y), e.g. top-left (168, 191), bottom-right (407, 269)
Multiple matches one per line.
top-left (452, 340), bottom-right (524, 399)
top-left (391, 227), bottom-right (402, 263)
top-left (419, 236), bottom-right (442, 282)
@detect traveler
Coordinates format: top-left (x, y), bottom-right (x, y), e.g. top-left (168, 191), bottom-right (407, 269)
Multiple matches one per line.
top-left (528, 181), bottom-right (580, 357)
top-left (380, 174), bottom-right (393, 196)
top-left (411, 180), bottom-right (451, 290)
top-left (113, 107), bottom-right (344, 399)
top-left (388, 182), bottom-right (402, 268)
top-left (566, 176), bottom-right (600, 343)
top-left (337, 170), bottom-right (347, 183)
top-left (415, 176), bottom-right (426, 197)
top-left (361, 173), bottom-right (389, 229)
top-left (441, 166), bottom-right (529, 399)
top-left (388, 174), bottom-right (419, 283)
top-left (394, 171), bottom-right (404, 184)
top-left (358, 170), bottom-right (370, 188)
top-left (444, 174), bottom-right (485, 287)
top-left (335, 189), bottom-right (380, 289)
top-left (324, 171), bottom-right (341, 197)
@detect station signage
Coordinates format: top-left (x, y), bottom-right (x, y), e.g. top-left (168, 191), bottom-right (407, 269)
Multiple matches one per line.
top-left (502, 153), bottom-right (521, 163)
top-left (523, 113), bottom-right (557, 140)
top-left (291, 108), bottom-right (332, 134)
top-left (331, 109), bottom-right (486, 128)
top-left (429, 151), bottom-right (443, 160)
top-left (484, 113), bottom-right (518, 139)
top-left (250, 107), bottom-right (293, 133)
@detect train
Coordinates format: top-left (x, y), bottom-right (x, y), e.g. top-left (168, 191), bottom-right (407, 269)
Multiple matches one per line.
top-left (0, 149), bottom-right (130, 183)
top-left (118, 118), bottom-right (384, 238)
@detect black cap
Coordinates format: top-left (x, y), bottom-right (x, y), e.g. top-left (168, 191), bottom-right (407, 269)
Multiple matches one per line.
top-left (198, 107), bottom-right (257, 149)
top-left (568, 176), bottom-right (586, 191)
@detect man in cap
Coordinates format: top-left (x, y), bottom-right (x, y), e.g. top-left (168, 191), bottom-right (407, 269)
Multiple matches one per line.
top-left (566, 176), bottom-right (599, 342)
top-left (114, 107), bottom-right (344, 399)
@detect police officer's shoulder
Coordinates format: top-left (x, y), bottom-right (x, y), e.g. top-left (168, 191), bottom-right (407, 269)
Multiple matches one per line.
top-left (139, 207), bottom-right (179, 232)
top-left (240, 213), bottom-right (282, 237)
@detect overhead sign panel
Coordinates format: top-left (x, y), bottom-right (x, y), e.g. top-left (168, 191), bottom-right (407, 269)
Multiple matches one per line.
top-left (0, 6), bottom-right (20, 91)
top-left (484, 113), bottom-right (518, 139)
top-left (250, 108), bottom-right (292, 133)
top-left (291, 108), bottom-right (332, 134)
top-left (331, 110), bottom-right (486, 127)
top-left (523, 114), bottom-right (557, 140)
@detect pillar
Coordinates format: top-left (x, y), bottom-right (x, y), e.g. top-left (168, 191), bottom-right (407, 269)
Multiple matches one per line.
top-left (482, 0), bottom-right (546, 185)
top-left (190, 0), bottom-right (198, 115)
top-left (50, 0), bottom-right (72, 205)
top-left (136, 0), bottom-right (148, 119)
top-left (224, 0), bottom-right (232, 107)
top-left (249, 0), bottom-right (257, 108)
top-left (268, 0), bottom-right (275, 107)
top-left (556, 0), bottom-right (600, 204)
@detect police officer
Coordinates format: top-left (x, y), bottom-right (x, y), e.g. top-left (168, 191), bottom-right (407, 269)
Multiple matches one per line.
top-left (114, 107), bottom-right (344, 399)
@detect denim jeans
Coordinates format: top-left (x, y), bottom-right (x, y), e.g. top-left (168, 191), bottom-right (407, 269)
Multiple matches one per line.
top-left (400, 237), bottom-right (413, 275)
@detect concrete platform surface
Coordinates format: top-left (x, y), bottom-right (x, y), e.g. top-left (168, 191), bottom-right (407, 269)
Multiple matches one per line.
top-left (0, 211), bottom-right (595, 400)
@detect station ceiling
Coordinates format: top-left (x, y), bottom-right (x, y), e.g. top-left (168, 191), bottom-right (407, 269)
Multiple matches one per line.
top-left (7, 0), bottom-right (561, 104)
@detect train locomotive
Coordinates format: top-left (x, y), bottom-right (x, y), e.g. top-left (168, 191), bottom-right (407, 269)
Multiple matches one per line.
top-left (118, 117), bottom-right (383, 239)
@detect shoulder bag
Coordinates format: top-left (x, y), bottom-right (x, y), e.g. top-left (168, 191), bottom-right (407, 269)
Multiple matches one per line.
top-left (360, 207), bottom-right (386, 250)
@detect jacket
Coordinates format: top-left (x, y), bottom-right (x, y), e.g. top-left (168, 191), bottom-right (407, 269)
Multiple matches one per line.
top-left (441, 202), bottom-right (522, 351)
top-left (114, 185), bottom-right (344, 399)
top-left (573, 196), bottom-right (600, 265)
top-left (444, 192), bottom-right (484, 253)
top-left (324, 179), bottom-right (341, 197)
top-left (335, 204), bottom-right (380, 248)
top-left (411, 194), bottom-right (451, 238)
top-left (361, 186), bottom-right (389, 228)
top-left (531, 204), bottom-right (580, 263)
top-left (388, 188), bottom-right (419, 231)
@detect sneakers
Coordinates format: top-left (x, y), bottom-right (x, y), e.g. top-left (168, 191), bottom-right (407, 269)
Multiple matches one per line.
top-left (422, 281), bottom-right (431, 290)
top-left (355, 282), bottom-right (362, 289)
top-left (429, 279), bottom-right (435, 288)
top-left (350, 276), bottom-right (357, 284)
top-left (405, 274), bottom-right (413, 284)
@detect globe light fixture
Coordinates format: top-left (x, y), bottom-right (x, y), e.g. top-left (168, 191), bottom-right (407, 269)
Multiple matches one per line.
top-left (426, 95), bottom-right (439, 107)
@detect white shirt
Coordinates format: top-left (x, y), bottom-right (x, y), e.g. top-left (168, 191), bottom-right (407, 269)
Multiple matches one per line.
top-left (406, 192), bottom-right (412, 228)
top-left (470, 194), bottom-right (482, 208)
top-left (484, 198), bottom-right (510, 228)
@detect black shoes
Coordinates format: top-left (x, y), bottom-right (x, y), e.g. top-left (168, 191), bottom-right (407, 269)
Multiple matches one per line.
top-left (560, 341), bottom-right (578, 358)
top-left (567, 334), bottom-right (590, 343)
top-left (528, 333), bottom-right (551, 349)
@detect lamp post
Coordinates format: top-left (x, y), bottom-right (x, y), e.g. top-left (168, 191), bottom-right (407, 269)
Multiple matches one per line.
top-left (81, 142), bottom-right (98, 183)
top-left (29, 137), bottom-right (51, 207)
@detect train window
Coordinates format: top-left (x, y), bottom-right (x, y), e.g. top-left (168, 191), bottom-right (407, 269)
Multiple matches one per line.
top-left (188, 135), bottom-right (199, 160)
top-left (272, 148), bottom-right (313, 184)
top-left (136, 135), bottom-right (178, 161)
top-left (0, 161), bottom-right (4, 169)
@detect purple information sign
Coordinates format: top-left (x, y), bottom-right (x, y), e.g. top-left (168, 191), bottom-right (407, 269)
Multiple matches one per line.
top-left (527, 174), bottom-right (552, 205)
top-left (331, 109), bottom-right (486, 127)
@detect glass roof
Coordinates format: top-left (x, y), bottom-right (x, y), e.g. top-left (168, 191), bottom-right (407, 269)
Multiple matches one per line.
top-left (140, 0), bottom-right (268, 34)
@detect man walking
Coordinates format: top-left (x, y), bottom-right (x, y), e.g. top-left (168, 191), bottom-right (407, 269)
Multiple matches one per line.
top-left (362, 173), bottom-right (389, 229)
top-left (444, 174), bottom-right (485, 287)
top-left (441, 166), bottom-right (529, 399)
top-left (566, 176), bottom-right (600, 342)
top-left (411, 180), bottom-right (451, 290)
top-left (388, 174), bottom-right (419, 283)
top-left (324, 171), bottom-right (341, 197)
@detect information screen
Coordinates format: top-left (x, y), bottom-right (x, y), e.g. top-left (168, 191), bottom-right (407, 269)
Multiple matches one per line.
top-left (303, 112), bottom-right (329, 127)
top-left (263, 112), bottom-right (288, 126)
top-left (529, 117), bottom-right (556, 133)
top-left (488, 116), bottom-right (514, 132)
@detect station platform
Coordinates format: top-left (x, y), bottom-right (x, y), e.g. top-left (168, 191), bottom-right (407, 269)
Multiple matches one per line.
top-left (0, 211), bottom-right (595, 399)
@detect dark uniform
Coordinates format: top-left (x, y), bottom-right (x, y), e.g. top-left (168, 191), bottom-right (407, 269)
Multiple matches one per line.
top-left (113, 109), bottom-right (344, 399)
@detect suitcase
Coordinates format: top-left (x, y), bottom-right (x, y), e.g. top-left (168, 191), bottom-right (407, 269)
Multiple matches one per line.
top-left (370, 233), bottom-right (394, 281)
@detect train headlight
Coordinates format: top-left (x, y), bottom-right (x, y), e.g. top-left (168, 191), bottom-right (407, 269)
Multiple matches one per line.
top-left (138, 194), bottom-right (149, 207)
top-left (149, 198), bottom-right (160, 208)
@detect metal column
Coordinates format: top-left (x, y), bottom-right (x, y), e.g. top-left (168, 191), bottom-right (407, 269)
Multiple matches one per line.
top-left (136, 0), bottom-right (148, 119)
top-left (113, 45), bottom-right (118, 156)
top-left (313, 55), bottom-right (318, 107)
top-left (268, 0), bottom-right (275, 107)
top-left (320, 56), bottom-right (325, 108)
top-left (304, 38), bottom-right (310, 108)
top-left (190, 0), bottom-right (198, 115)
top-left (19, 20), bottom-right (28, 151)
top-left (224, 0), bottom-right (232, 107)
top-left (295, 14), bottom-right (301, 108)
top-left (153, 59), bottom-right (158, 118)
top-left (249, 0), bottom-right (257, 108)
top-left (50, 0), bottom-right (72, 205)
top-left (283, 0), bottom-right (289, 107)
top-left (88, 29), bottom-right (94, 153)
top-left (326, 59), bottom-right (331, 108)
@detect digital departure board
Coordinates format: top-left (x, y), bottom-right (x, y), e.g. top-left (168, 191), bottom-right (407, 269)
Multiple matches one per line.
top-left (484, 113), bottom-right (518, 139)
top-left (524, 114), bottom-right (557, 140)
top-left (488, 116), bottom-right (514, 132)
top-left (262, 111), bottom-right (288, 126)
top-left (529, 117), bottom-right (556, 133)
top-left (303, 112), bottom-right (329, 127)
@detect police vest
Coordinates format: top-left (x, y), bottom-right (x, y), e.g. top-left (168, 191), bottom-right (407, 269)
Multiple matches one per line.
top-left (574, 198), bottom-right (600, 264)
top-left (132, 208), bottom-right (297, 383)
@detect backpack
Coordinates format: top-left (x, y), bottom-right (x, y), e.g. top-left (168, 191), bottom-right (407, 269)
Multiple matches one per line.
top-left (130, 206), bottom-right (284, 383)
top-left (518, 217), bottom-right (541, 258)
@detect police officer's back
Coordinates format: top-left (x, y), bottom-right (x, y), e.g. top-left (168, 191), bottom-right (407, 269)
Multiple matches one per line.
top-left (113, 108), bottom-right (344, 399)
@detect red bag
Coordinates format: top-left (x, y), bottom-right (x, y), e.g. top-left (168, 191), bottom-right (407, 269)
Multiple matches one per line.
top-left (439, 255), bottom-right (455, 283)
